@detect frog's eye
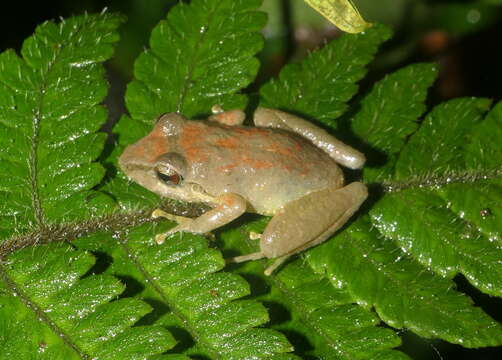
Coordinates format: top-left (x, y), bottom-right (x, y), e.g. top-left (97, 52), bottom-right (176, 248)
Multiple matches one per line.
top-left (156, 169), bottom-right (182, 185)
top-left (154, 152), bottom-right (186, 186)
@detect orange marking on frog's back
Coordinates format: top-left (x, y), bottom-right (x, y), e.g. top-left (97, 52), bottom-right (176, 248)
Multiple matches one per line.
top-left (216, 155), bottom-right (274, 174)
top-left (128, 128), bottom-right (169, 163)
top-left (233, 127), bottom-right (270, 136)
top-left (150, 136), bottom-right (169, 161)
top-left (265, 142), bottom-right (294, 156)
top-left (241, 156), bottom-right (274, 169)
top-left (215, 137), bottom-right (239, 149)
top-left (179, 122), bottom-right (209, 162)
top-left (217, 163), bottom-right (239, 173)
top-left (213, 111), bottom-right (242, 126)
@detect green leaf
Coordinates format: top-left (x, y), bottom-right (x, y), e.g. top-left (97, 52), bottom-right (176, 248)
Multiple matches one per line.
top-left (0, 243), bottom-right (174, 359)
top-left (215, 216), bottom-right (409, 359)
top-left (273, 260), bottom-right (410, 359)
top-left (307, 218), bottom-right (502, 348)
top-left (0, 13), bottom-right (122, 240)
top-left (395, 97), bottom-right (492, 179)
top-left (126, 0), bottom-right (266, 123)
top-left (260, 23), bottom-right (391, 127)
top-left (369, 98), bottom-right (502, 297)
top-left (370, 182), bottom-right (502, 295)
top-left (465, 101), bottom-right (502, 170)
top-left (350, 63), bottom-right (438, 181)
top-left (74, 222), bottom-right (296, 359)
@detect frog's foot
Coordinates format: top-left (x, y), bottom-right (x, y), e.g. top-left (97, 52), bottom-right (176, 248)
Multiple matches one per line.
top-left (264, 255), bottom-right (290, 276)
top-left (208, 105), bottom-right (245, 126)
top-left (249, 231), bottom-right (262, 240)
top-left (228, 252), bottom-right (289, 276)
top-left (230, 251), bottom-right (264, 263)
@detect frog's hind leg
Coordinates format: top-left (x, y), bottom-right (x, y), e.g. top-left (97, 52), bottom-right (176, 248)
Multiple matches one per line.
top-left (259, 182), bottom-right (368, 271)
top-left (229, 182), bottom-right (368, 275)
top-left (253, 107), bottom-right (365, 169)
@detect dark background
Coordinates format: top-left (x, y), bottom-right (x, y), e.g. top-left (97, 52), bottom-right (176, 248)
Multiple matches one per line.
top-left (1, 1), bottom-right (500, 359)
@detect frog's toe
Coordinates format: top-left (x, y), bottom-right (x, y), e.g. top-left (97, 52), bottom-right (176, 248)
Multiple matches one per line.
top-left (249, 231), bottom-right (262, 240)
top-left (152, 208), bottom-right (192, 223)
top-left (230, 252), bottom-right (265, 263)
top-left (155, 233), bottom-right (167, 244)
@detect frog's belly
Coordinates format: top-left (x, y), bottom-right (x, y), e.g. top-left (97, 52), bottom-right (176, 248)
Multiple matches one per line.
top-left (201, 156), bottom-right (344, 215)
top-left (240, 163), bottom-right (343, 215)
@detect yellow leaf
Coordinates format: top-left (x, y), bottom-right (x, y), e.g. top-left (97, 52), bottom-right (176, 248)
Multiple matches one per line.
top-left (304, 0), bottom-right (371, 33)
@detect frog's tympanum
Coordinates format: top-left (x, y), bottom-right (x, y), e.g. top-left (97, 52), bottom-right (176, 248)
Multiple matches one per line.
top-left (119, 107), bottom-right (368, 274)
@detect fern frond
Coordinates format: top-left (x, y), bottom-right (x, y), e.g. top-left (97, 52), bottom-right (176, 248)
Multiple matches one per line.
top-left (75, 221), bottom-right (297, 358)
top-left (0, 243), bottom-right (174, 359)
top-left (394, 98), bottom-right (492, 179)
top-left (273, 260), bottom-right (410, 359)
top-left (0, 13), bottom-right (123, 240)
top-left (307, 218), bottom-right (502, 348)
top-left (260, 24), bottom-right (391, 126)
top-left (370, 99), bottom-right (502, 297)
top-left (350, 63), bottom-right (438, 182)
top-left (253, 22), bottom-right (502, 351)
top-left (127, 0), bottom-right (266, 123)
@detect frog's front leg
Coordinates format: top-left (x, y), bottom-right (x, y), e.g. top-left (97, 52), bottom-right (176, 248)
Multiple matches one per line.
top-left (254, 107), bottom-right (365, 169)
top-left (155, 193), bottom-right (247, 243)
top-left (232, 182), bottom-right (368, 275)
top-left (208, 105), bottom-right (245, 126)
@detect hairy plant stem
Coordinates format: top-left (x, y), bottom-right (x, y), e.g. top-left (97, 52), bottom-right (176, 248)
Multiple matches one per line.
top-left (0, 200), bottom-right (206, 259)
top-left (3, 168), bottom-right (500, 258)
top-left (380, 168), bottom-right (502, 193)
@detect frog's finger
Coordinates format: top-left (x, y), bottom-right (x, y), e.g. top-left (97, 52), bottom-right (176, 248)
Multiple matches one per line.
top-left (155, 233), bottom-right (168, 244)
top-left (152, 208), bottom-right (191, 223)
top-left (165, 193), bottom-right (247, 235)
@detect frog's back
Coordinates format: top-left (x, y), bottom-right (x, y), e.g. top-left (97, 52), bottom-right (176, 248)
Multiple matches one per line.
top-left (177, 121), bottom-right (343, 214)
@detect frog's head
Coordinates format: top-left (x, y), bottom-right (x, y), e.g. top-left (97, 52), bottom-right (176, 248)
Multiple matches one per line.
top-left (119, 112), bottom-right (200, 200)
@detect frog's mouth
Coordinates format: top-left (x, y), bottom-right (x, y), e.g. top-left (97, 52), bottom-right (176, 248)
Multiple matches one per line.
top-left (120, 164), bottom-right (216, 206)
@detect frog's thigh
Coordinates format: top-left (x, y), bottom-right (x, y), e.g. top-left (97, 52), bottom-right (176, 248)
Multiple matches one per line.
top-left (166, 193), bottom-right (247, 235)
top-left (254, 108), bottom-right (365, 169)
top-left (260, 182), bottom-right (368, 258)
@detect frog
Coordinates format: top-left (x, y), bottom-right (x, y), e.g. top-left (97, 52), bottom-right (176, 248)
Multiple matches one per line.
top-left (119, 106), bottom-right (368, 275)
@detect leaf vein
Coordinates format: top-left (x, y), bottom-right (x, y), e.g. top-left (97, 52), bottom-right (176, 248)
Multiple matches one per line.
top-left (0, 262), bottom-right (88, 359)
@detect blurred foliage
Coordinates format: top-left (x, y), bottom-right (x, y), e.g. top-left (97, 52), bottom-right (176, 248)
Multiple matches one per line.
top-left (3, 0), bottom-right (501, 93)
